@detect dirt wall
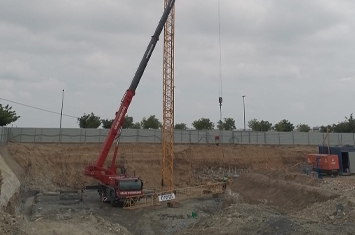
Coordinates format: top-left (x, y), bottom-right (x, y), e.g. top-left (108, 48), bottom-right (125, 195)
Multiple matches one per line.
top-left (6, 143), bottom-right (317, 190)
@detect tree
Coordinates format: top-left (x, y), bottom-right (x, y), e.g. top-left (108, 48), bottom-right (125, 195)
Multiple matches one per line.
top-left (123, 115), bottom-right (134, 129)
top-left (175, 123), bottom-right (187, 130)
top-left (141, 115), bottom-right (161, 129)
top-left (217, 118), bottom-right (236, 130)
top-left (320, 125), bottom-right (334, 133)
top-left (248, 119), bottom-right (272, 131)
top-left (0, 104), bottom-right (20, 126)
top-left (131, 122), bottom-right (141, 129)
top-left (101, 115), bottom-right (135, 129)
top-left (217, 120), bottom-right (223, 130)
top-left (297, 123), bottom-right (311, 132)
top-left (78, 113), bottom-right (101, 128)
top-left (273, 119), bottom-right (294, 132)
top-left (333, 114), bottom-right (355, 133)
top-left (192, 117), bottom-right (214, 130)
top-left (320, 114), bottom-right (355, 133)
top-left (101, 119), bottom-right (113, 129)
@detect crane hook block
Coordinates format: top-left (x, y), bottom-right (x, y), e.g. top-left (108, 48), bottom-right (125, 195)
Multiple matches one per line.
top-left (219, 97), bottom-right (223, 105)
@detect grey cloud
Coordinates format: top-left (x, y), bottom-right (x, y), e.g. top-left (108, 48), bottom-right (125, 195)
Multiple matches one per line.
top-left (1, 0), bottom-right (355, 128)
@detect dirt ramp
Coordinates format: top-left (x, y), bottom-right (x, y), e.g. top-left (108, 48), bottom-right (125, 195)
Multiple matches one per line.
top-left (231, 173), bottom-right (339, 213)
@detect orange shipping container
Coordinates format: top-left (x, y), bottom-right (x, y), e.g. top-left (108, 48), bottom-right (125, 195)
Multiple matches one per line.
top-left (306, 154), bottom-right (339, 172)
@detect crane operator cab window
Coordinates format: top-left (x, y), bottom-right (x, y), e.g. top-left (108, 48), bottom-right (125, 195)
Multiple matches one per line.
top-left (118, 179), bottom-right (142, 191)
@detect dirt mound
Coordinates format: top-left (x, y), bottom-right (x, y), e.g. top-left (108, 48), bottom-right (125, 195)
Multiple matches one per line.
top-left (293, 195), bottom-right (355, 225)
top-left (175, 184), bottom-right (355, 235)
top-left (174, 198), bottom-right (355, 235)
top-left (18, 214), bottom-right (132, 235)
top-left (174, 202), bottom-right (311, 235)
top-left (230, 173), bottom-right (339, 213)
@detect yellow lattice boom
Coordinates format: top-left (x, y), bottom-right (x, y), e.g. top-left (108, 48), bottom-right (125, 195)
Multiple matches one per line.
top-left (162, 0), bottom-right (175, 192)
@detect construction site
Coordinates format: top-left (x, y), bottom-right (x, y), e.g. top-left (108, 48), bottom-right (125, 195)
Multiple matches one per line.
top-left (0, 142), bottom-right (355, 235)
top-left (2, 0), bottom-right (355, 234)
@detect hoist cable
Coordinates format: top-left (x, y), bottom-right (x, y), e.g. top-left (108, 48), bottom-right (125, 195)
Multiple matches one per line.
top-left (218, 0), bottom-right (222, 98)
top-left (218, 0), bottom-right (223, 124)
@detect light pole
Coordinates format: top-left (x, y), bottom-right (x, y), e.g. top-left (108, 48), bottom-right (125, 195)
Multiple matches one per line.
top-left (60, 89), bottom-right (64, 142)
top-left (242, 95), bottom-right (246, 131)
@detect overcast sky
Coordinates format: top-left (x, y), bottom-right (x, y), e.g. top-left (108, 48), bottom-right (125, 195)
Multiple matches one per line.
top-left (1, 0), bottom-right (355, 129)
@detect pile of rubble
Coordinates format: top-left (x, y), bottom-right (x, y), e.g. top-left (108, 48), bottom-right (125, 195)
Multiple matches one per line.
top-left (292, 195), bottom-right (355, 225)
top-left (82, 214), bottom-right (132, 235)
top-left (0, 210), bottom-right (25, 235)
top-left (175, 200), bottom-right (313, 235)
top-left (321, 179), bottom-right (355, 193)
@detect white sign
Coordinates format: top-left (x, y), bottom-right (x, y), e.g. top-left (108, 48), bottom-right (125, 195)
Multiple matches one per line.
top-left (158, 193), bottom-right (176, 202)
top-left (119, 190), bottom-right (142, 195)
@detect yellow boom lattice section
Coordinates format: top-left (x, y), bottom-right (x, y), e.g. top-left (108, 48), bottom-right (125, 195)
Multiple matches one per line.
top-left (123, 183), bottom-right (226, 209)
top-left (162, 0), bottom-right (175, 191)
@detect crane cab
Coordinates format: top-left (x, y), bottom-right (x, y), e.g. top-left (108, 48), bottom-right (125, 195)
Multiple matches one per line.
top-left (99, 177), bottom-right (143, 207)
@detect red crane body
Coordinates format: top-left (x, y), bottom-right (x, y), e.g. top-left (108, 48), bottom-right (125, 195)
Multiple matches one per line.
top-left (85, 90), bottom-right (133, 185)
top-left (84, 0), bottom-right (176, 206)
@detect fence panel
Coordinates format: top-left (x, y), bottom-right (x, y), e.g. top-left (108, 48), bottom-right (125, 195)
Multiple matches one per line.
top-left (239, 132), bottom-right (249, 144)
top-left (229, 131), bottom-right (239, 144)
top-left (340, 133), bottom-right (355, 146)
top-left (121, 129), bottom-right (140, 143)
top-left (40, 128), bottom-right (62, 143)
top-left (293, 132), bottom-right (309, 145)
top-left (173, 130), bottom-right (183, 144)
top-left (279, 132), bottom-right (293, 145)
top-left (0, 127), bottom-right (8, 145)
top-left (309, 132), bottom-right (324, 145)
top-left (221, 130), bottom-right (233, 144)
top-left (265, 132), bottom-right (279, 145)
top-left (257, 132), bottom-right (266, 144)
top-left (328, 133), bottom-right (340, 146)
top-left (249, 132), bottom-right (258, 144)
top-left (187, 131), bottom-right (197, 144)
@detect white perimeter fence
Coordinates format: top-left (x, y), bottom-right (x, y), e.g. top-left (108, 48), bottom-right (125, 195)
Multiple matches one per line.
top-left (1, 127), bottom-right (355, 146)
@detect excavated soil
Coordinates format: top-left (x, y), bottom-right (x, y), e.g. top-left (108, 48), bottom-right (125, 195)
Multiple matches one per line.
top-left (175, 174), bottom-right (355, 235)
top-left (4, 143), bottom-right (355, 234)
top-left (230, 173), bottom-right (339, 213)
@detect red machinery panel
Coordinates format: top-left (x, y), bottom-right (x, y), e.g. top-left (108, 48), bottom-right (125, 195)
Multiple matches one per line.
top-left (306, 154), bottom-right (339, 171)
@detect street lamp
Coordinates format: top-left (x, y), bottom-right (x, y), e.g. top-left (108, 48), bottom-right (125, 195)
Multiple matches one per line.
top-left (242, 95), bottom-right (246, 131)
top-left (60, 89), bottom-right (64, 142)
top-left (60, 89), bottom-right (64, 129)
